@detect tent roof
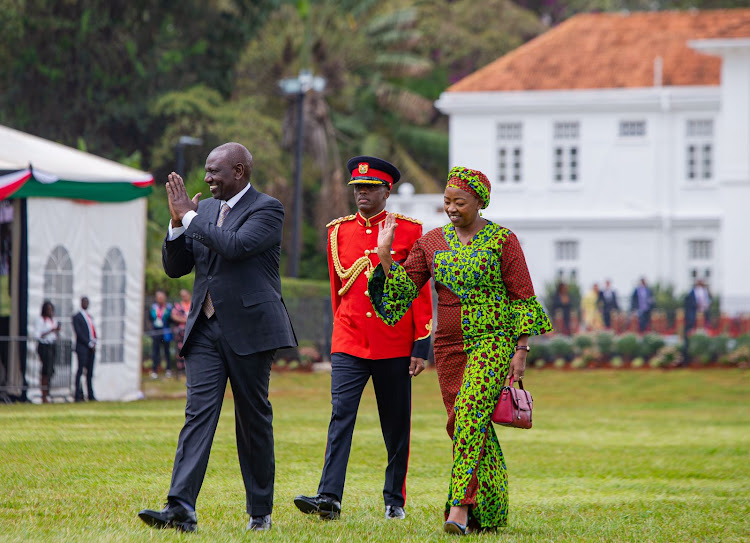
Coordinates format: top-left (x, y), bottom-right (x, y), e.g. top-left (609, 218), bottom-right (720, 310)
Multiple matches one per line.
top-left (0, 124), bottom-right (153, 202)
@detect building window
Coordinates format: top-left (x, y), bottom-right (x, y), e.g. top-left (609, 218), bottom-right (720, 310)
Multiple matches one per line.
top-left (686, 120), bottom-right (713, 181)
top-left (101, 247), bottom-right (127, 364)
top-left (619, 120), bottom-right (646, 137)
top-left (554, 240), bottom-right (579, 281)
top-left (553, 121), bottom-right (580, 183)
top-left (497, 122), bottom-right (523, 184)
top-left (43, 245), bottom-right (74, 338)
top-left (688, 239), bottom-right (713, 286)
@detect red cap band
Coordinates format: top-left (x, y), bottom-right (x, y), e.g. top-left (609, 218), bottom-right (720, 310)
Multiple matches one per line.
top-left (349, 162), bottom-right (394, 188)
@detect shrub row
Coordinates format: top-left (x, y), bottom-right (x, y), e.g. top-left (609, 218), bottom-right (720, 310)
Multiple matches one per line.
top-left (531, 332), bottom-right (750, 369)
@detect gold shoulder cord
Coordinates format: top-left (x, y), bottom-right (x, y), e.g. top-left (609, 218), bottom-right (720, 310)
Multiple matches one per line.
top-left (330, 223), bottom-right (374, 296)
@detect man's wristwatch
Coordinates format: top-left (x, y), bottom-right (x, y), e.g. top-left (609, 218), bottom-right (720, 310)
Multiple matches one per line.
top-left (515, 345), bottom-right (530, 352)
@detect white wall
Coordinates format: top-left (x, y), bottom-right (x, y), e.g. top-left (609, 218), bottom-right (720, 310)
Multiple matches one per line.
top-left (26, 197), bottom-right (147, 401)
top-left (386, 82), bottom-right (750, 312)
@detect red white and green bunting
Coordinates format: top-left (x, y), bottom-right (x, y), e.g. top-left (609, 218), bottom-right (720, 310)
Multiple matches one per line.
top-left (1, 167), bottom-right (154, 202)
top-left (0, 169), bottom-right (32, 200)
top-left (0, 167), bottom-right (153, 202)
top-left (0, 124), bottom-right (154, 202)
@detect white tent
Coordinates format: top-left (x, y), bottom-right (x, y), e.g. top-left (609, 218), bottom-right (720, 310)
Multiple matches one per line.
top-left (0, 124), bottom-right (153, 402)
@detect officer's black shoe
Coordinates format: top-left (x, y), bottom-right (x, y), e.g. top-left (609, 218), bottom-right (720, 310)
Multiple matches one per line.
top-left (138, 502), bottom-right (197, 533)
top-left (385, 505), bottom-right (406, 520)
top-left (294, 493), bottom-right (341, 520)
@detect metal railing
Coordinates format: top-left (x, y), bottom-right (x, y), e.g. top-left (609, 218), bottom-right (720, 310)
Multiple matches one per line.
top-left (0, 336), bottom-right (74, 403)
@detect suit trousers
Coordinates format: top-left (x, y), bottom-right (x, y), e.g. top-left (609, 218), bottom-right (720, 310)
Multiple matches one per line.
top-left (167, 314), bottom-right (276, 516)
top-left (74, 347), bottom-right (95, 400)
top-left (318, 352), bottom-right (412, 506)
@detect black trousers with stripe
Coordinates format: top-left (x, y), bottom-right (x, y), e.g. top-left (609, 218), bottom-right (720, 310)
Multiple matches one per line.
top-left (317, 352), bottom-right (412, 507)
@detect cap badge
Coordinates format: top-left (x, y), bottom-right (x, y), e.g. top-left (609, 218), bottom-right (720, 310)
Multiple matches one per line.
top-left (358, 163), bottom-right (369, 174)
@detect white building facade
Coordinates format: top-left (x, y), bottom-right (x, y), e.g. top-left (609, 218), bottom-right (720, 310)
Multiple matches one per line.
top-left (387, 22), bottom-right (750, 314)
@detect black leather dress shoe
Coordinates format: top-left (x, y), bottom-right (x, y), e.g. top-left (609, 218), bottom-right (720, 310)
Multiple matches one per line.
top-left (247, 514), bottom-right (272, 531)
top-left (293, 493), bottom-right (341, 520)
top-left (138, 503), bottom-right (197, 533)
top-left (385, 505), bottom-right (406, 519)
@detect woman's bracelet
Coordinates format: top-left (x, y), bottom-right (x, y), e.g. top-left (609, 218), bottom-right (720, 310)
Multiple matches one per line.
top-left (515, 345), bottom-right (530, 352)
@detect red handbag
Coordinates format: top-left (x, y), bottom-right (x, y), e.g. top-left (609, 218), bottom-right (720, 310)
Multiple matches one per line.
top-left (492, 377), bottom-right (533, 429)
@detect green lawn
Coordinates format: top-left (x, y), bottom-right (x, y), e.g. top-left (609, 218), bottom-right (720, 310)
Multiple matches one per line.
top-left (1, 369), bottom-right (748, 542)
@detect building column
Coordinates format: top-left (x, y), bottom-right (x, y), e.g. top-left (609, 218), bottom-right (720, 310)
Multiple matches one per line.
top-left (692, 40), bottom-right (750, 314)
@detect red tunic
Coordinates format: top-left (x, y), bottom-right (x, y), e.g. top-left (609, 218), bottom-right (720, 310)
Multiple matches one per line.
top-left (327, 209), bottom-right (433, 359)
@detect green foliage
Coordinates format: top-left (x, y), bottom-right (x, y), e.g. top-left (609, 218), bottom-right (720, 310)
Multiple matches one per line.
top-left (652, 283), bottom-right (680, 325)
top-left (596, 332), bottom-right (615, 357)
top-left (548, 337), bottom-right (574, 359)
top-left (573, 334), bottom-right (594, 351)
top-left (614, 333), bottom-right (640, 359)
top-left (0, 0), bottom-right (279, 162)
top-left (640, 333), bottom-right (666, 359)
top-left (280, 277), bottom-right (330, 299)
top-left (415, 0), bottom-right (546, 86)
top-left (2, 371), bottom-right (750, 541)
top-left (530, 341), bottom-right (552, 363)
top-left (570, 356), bottom-right (586, 369)
top-left (687, 332), bottom-right (712, 364)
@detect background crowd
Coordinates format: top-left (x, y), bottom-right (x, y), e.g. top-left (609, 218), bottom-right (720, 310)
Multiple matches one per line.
top-left (549, 277), bottom-right (717, 337)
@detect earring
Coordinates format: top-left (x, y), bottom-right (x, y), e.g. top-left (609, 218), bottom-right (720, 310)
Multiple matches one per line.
top-left (479, 210), bottom-right (483, 217)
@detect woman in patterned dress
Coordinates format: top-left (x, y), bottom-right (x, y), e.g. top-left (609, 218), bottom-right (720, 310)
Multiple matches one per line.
top-left (369, 166), bottom-right (552, 534)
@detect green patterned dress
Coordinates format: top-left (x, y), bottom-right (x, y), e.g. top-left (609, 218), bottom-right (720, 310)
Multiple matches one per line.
top-left (369, 221), bottom-right (552, 530)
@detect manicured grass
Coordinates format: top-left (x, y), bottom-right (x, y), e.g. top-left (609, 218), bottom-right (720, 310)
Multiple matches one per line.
top-left (1, 369), bottom-right (748, 542)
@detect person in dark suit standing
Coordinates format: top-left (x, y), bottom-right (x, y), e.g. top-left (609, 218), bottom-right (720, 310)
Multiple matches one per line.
top-left (598, 279), bottom-right (619, 330)
top-left (72, 296), bottom-right (96, 402)
top-left (630, 277), bottom-right (654, 333)
top-left (685, 279), bottom-right (711, 333)
top-left (138, 142), bottom-right (297, 533)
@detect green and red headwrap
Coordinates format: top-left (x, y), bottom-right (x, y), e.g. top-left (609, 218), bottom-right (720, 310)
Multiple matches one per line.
top-left (445, 166), bottom-right (491, 209)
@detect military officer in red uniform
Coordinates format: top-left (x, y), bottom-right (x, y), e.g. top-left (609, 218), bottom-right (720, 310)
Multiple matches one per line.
top-left (294, 156), bottom-right (433, 521)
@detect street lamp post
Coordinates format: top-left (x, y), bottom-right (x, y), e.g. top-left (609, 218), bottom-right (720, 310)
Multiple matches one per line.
top-left (175, 135), bottom-right (203, 177)
top-left (279, 69), bottom-right (326, 278)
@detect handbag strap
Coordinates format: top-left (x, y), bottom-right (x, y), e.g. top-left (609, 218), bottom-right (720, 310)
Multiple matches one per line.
top-left (507, 376), bottom-right (525, 390)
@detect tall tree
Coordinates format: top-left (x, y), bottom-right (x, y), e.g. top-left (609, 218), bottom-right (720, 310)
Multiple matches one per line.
top-left (233, 1), bottom-right (447, 256)
top-left (0, 0), bottom-right (277, 163)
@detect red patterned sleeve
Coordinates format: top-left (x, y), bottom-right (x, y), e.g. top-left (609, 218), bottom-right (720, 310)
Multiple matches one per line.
top-left (501, 231), bottom-right (553, 339)
top-left (500, 232), bottom-right (535, 301)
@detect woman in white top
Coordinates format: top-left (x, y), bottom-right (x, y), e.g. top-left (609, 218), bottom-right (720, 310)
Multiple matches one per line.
top-left (35, 300), bottom-right (60, 403)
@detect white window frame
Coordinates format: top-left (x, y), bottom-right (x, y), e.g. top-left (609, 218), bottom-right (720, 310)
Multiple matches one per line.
top-left (685, 119), bottom-right (713, 182)
top-left (496, 122), bottom-right (523, 185)
top-left (554, 239), bottom-right (579, 283)
top-left (100, 247), bottom-right (127, 364)
top-left (687, 238), bottom-right (713, 287)
top-left (553, 121), bottom-right (580, 184)
top-left (619, 120), bottom-right (647, 138)
top-left (43, 245), bottom-right (74, 339)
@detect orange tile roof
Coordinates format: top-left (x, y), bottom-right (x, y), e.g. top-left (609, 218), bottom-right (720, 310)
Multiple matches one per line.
top-left (447, 9), bottom-right (750, 92)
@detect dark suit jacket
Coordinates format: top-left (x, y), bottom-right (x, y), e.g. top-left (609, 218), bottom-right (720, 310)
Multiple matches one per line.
top-left (72, 311), bottom-right (94, 352)
top-left (162, 185), bottom-right (297, 357)
top-left (684, 288), bottom-right (711, 332)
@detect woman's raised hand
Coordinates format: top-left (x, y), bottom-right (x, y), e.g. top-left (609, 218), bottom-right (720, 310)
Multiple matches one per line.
top-left (376, 212), bottom-right (397, 271)
top-left (377, 212), bottom-right (397, 251)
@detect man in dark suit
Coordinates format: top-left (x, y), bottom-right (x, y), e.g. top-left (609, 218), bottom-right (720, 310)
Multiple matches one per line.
top-left (685, 279), bottom-right (711, 333)
top-left (138, 142), bottom-right (297, 533)
top-left (72, 296), bottom-right (96, 402)
top-left (630, 277), bottom-right (654, 333)
top-left (598, 279), bottom-right (619, 329)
